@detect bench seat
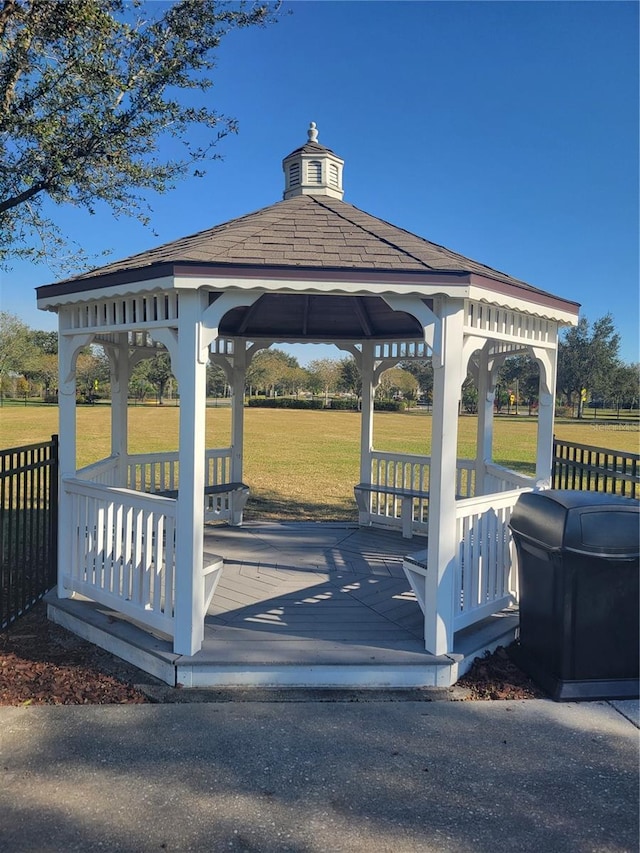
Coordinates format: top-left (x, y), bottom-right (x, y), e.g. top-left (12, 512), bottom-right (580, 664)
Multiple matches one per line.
top-left (156, 482), bottom-right (250, 525)
top-left (354, 483), bottom-right (429, 539)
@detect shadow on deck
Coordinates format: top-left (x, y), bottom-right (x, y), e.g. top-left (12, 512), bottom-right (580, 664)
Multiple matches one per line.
top-left (47, 523), bottom-right (518, 688)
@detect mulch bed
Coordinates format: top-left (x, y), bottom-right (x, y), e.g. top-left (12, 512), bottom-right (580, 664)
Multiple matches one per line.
top-left (1, 601), bottom-right (545, 705)
top-left (457, 645), bottom-right (545, 700)
top-left (0, 601), bottom-right (150, 705)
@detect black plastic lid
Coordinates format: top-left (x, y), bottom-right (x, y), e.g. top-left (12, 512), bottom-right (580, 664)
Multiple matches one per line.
top-left (509, 490), bottom-right (639, 556)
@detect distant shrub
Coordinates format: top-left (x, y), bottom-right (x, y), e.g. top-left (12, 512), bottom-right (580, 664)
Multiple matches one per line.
top-left (374, 400), bottom-right (407, 412)
top-left (327, 398), bottom-right (358, 410)
top-left (246, 397), bottom-right (407, 412)
top-left (247, 397), bottom-right (324, 409)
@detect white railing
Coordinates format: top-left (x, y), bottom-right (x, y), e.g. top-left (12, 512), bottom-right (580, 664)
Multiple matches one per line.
top-left (484, 462), bottom-right (536, 494)
top-left (370, 451), bottom-right (430, 532)
top-left (126, 448), bottom-right (233, 494)
top-left (62, 478), bottom-right (176, 637)
top-left (76, 455), bottom-right (120, 486)
top-left (455, 459), bottom-right (476, 499)
top-left (366, 452), bottom-right (476, 536)
top-left (453, 487), bottom-right (530, 631)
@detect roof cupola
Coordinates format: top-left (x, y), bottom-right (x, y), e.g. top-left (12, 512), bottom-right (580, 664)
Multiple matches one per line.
top-left (282, 122), bottom-right (344, 201)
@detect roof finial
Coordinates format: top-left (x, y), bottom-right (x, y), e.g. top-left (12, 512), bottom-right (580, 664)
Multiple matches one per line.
top-left (308, 121), bottom-right (318, 143)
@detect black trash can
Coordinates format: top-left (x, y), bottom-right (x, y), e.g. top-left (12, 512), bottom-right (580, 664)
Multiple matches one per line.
top-left (509, 490), bottom-right (639, 701)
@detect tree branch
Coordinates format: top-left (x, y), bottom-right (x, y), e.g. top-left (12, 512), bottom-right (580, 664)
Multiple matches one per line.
top-left (0, 180), bottom-right (48, 214)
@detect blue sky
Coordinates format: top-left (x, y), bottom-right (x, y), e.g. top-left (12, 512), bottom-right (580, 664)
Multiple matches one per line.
top-left (2, 0), bottom-right (638, 364)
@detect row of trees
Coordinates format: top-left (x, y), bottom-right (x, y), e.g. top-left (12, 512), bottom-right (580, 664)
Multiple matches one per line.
top-left (0, 313), bottom-right (422, 405)
top-left (1, 310), bottom-right (638, 415)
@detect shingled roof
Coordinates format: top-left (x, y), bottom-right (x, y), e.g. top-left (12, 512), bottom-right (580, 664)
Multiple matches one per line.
top-left (49, 193), bottom-right (543, 293)
top-left (38, 123), bottom-right (580, 328)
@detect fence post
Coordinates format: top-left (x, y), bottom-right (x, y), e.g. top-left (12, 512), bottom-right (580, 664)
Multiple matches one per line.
top-left (48, 434), bottom-right (59, 587)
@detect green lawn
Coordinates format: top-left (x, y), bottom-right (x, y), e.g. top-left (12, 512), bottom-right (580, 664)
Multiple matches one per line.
top-left (1, 404), bottom-right (638, 520)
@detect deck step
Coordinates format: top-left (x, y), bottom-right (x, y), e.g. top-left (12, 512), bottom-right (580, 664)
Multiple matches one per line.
top-left (46, 591), bottom-right (517, 689)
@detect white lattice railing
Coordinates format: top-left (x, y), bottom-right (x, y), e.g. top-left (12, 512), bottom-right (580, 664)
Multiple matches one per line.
top-left (62, 478), bottom-right (176, 636)
top-left (365, 452), bottom-right (476, 536)
top-left (453, 487), bottom-right (530, 631)
top-left (126, 448), bottom-right (233, 494)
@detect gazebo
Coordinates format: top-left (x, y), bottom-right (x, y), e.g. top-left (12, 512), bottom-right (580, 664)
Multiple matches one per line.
top-left (37, 124), bottom-right (579, 686)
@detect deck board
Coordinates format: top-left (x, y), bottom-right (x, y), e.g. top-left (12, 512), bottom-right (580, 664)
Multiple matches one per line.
top-left (200, 523), bottom-right (428, 659)
top-left (46, 522), bottom-right (519, 687)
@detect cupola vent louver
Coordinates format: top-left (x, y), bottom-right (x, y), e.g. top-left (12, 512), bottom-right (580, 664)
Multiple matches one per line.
top-left (282, 122), bottom-right (345, 201)
top-left (308, 161), bottom-right (322, 184)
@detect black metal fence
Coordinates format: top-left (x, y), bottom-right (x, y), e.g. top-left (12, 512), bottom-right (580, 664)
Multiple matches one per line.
top-left (1, 435), bottom-right (58, 629)
top-left (552, 437), bottom-right (639, 499)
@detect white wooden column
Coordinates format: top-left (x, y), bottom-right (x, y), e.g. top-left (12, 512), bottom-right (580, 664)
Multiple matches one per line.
top-left (56, 318), bottom-right (92, 598)
top-left (425, 299), bottom-right (465, 656)
top-left (475, 348), bottom-right (494, 497)
top-left (533, 346), bottom-right (558, 485)
top-left (110, 334), bottom-right (130, 486)
top-left (358, 341), bottom-right (375, 524)
top-left (230, 340), bottom-right (247, 524)
top-left (173, 292), bottom-right (208, 655)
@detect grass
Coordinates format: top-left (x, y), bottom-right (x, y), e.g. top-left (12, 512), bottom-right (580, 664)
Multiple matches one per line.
top-left (1, 404), bottom-right (638, 520)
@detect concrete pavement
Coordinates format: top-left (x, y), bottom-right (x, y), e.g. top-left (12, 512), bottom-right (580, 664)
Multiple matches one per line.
top-left (0, 698), bottom-right (638, 853)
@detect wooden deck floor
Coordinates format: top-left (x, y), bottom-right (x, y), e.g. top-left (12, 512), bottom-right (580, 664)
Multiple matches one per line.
top-left (47, 523), bottom-right (518, 688)
top-left (203, 522), bottom-right (425, 646)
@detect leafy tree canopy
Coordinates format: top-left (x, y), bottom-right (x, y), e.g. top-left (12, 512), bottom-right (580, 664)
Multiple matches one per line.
top-left (557, 314), bottom-right (620, 418)
top-left (0, 0), bottom-right (279, 268)
top-left (0, 310), bottom-right (36, 381)
top-left (246, 348), bottom-right (298, 396)
top-left (133, 352), bottom-right (174, 404)
top-left (400, 359), bottom-right (433, 402)
top-left (337, 356), bottom-right (361, 397)
top-left (377, 366), bottom-right (419, 402)
top-left (306, 358), bottom-right (340, 402)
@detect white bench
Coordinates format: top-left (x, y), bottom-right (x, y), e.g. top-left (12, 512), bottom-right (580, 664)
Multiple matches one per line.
top-left (354, 483), bottom-right (429, 539)
top-left (157, 482), bottom-right (250, 525)
top-left (402, 549), bottom-right (428, 616)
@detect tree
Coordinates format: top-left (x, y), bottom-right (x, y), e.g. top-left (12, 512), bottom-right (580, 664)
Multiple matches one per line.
top-left (136, 352), bottom-right (174, 405)
top-left (609, 362), bottom-right (640, 416)
top-left (28, 351), bottom-right (58, 398)
top-left (557, 314), bottom-right (620, 418)
top-left (307, 358), bottom-right (340, 405)
top-left (337, 356), bottom-right (361, 398)
top-left (461, 376), bottom-right (478, 414)
top-left (497, 354), bottom-right (540, 414)
top-left (21, 327), bottom-right (59, 397)
top-left (15, 373), bottom-right (29, 401)
top-left (129, 370), bottom-right (153, 404)
top-left (377, 366), bottom-right (418, 403)
top-left (75, 346), bottom-right (110, 400)
top-left (281, 365), bottom-right (308, 397)
top-left (246, 348), bottom-right (298, 397)
top-left (29, 329), bottom-right (58, 355)
top-left (207, 362), bottom-right (228, 398)
top-left (0, 0), bottom-right (279, 267)
top-left (400, 359), bottom-right (433, 404)
top-left (0, 310), bottom-right (37, 402)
